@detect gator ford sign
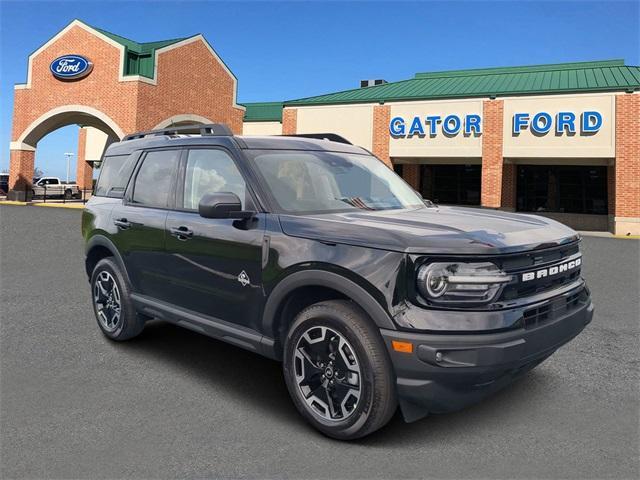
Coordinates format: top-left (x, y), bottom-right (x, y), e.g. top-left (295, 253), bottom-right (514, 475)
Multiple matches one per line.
top-left (512, 111), bottom-right (602, 135)
top-left (50, 55), bottom-right (93, 80)
top-left (390, 110), bottom-right (602, 138)
top-left (390, 114), bottom-right (482, 137)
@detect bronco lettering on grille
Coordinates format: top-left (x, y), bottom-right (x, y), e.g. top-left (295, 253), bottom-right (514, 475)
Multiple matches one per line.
top-left (522, 257), bottom-right (582, 282)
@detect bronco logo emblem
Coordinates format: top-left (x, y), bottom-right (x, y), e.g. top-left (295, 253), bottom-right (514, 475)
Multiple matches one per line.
top-left (237, 270), bottom-right (250, 287)
top-left (522, 257), bottom-right (582, 282)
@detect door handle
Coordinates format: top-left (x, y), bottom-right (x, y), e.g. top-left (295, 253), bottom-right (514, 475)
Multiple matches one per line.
top-left (114, 218), bottom-right (132, 229)
top-left (170, 226), bottom-right (194, 240)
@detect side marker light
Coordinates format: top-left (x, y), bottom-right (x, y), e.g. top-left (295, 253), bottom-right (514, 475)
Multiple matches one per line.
top-left (392, 340), bottom-right (413, 353)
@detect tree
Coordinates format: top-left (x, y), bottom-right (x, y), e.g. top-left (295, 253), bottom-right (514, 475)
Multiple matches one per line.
top-left (34, 167), bottom-right (44, 177)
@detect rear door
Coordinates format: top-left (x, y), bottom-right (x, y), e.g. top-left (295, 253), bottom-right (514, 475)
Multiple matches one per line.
top-left (163, 147), bottom-right (266, 330)
top-left (47, 178), bottom-right (63, 196)
top-left (111, 148), bottom-right (181, 299)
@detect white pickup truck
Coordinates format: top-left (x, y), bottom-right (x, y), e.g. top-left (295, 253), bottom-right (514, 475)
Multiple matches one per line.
top-left (32, 177), bottom-right (81, 199)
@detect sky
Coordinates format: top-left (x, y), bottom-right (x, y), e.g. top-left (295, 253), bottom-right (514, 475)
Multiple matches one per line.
top-left (1, 0), bottom-right (638, 178)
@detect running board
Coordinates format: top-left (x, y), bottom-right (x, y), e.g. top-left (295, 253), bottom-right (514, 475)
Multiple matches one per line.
top-left (130, 293), bottom-right (277, 359)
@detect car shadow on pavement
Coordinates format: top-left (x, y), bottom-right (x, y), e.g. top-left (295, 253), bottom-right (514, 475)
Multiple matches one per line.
top-left (118, 320), bottom-right (302, 425)
top-left (361, 370), bottom-right (549, 447)
top-left (118, 319), bottom-right (554, 445)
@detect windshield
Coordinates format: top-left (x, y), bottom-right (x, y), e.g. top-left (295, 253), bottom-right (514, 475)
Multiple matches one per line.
top-left (250, 150), bottom-right (425, 214)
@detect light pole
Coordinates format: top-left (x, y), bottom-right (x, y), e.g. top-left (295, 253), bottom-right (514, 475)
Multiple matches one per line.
top-left (64, 152), bottom-right (74, 183)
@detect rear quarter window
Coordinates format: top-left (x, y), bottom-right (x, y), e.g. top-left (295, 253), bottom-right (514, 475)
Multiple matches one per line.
top-left (94, 154), bottom-right (138, 197)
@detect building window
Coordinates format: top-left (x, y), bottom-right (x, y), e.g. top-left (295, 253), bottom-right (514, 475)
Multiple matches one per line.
top-left (393, 163), bottom-right (404, 177)
top-left (516, 165), bottom-right (608, 215)
top-left (420, 164), bottom-right (481, 205)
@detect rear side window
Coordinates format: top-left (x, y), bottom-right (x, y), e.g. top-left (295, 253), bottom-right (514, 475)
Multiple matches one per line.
top-left (94, 154), bottom-right (137, 197)
top-left (131, 150), bottom-right (180, 208)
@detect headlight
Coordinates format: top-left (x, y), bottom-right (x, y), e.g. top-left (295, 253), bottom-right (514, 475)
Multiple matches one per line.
top-left (416, 262), bottom-right (512, 305)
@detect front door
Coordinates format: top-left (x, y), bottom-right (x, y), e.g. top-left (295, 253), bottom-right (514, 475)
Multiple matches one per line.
top-left (164, 148), bottom-right (265, 331)
top-left (111, 148), bottom-right (181, 299)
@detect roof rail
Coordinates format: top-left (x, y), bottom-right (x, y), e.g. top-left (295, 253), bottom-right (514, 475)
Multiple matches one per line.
top-left (283, 133), bottom-right (353, 145)
top-left (123, 123), bottom-right (233, 141)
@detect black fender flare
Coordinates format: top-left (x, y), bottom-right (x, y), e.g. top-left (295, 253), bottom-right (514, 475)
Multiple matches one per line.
top-left (85, 234), bottom-right (131, 284)
top-left (261, 269), bottom-right (397, 339)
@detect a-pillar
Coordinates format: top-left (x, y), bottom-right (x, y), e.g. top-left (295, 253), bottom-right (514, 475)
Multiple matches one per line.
top-left (76, 127), bottom-right (93, 192)
top-left (481, 99), bottom-right (505, 208)
top-left (8, 147), bottom-right (35, 201)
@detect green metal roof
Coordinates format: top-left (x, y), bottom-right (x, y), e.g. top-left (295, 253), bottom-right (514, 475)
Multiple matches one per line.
top-left (242, 102), bottom-right (283, 122)
top-left (284, 60), bottom-right (640, 106)
top-left (92, 25), bottom-right (190, 79)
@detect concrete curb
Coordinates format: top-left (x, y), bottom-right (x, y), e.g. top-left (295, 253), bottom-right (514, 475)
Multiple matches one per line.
top-left (0, 200), bottom-right (85, 209)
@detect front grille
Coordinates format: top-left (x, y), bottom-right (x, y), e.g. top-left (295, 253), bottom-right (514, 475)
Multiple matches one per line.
top-left (523, 288), bottom-right (588, 329)
top-left (497, 241), bottom-right (582, 301)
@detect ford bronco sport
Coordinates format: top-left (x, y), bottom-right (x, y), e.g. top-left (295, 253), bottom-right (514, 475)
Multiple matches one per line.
top-left (82, 124), bottom-right (593, 440)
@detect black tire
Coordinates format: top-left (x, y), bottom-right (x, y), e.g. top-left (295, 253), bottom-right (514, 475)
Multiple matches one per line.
top-left (64, 189), bottom-right (72, 200)
top-left (283, 300), bottom-right (397, 440)
top-left (90, 257), bottom-right (145, 341)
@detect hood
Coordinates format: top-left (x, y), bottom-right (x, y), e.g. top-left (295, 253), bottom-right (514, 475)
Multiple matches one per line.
top-left (278, 205), bottom-right (579, 255)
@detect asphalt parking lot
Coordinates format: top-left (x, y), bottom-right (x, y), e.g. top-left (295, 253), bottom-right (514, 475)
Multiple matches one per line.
top-left (1, 205), bottom-right (639, 479)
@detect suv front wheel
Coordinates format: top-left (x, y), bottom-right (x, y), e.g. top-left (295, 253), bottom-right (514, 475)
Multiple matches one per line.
top-left (283, 300), bottom-right (397, 440)
top-left (90, 257), bottom-right (145, 341)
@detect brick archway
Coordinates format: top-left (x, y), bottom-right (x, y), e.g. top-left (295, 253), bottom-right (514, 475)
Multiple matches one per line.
top-left (153, 114), bottom-right (215, 129)
top-left (9, 106), bottom-right (124, 197)
top-left (8, 19), bottom-right (245, 200)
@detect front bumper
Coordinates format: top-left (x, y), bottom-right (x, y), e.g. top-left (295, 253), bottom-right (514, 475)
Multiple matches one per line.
top-left (381, 289), bottom-right (593, 422)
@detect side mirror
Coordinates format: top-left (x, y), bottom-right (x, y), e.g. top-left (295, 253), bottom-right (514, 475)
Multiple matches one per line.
top-left (198, 192), bottom-right (254, 219)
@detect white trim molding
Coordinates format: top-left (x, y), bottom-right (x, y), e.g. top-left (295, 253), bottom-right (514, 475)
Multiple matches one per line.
top-left (14, 20), bottom-right (245, 110)
top-left (152, 114), bottom-right (215, 129)
top-left (9, 142), bottom-right (36, 152)
top-left (15, 104), bottom-right (125, 148)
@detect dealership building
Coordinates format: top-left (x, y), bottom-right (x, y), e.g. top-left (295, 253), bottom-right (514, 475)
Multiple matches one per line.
top-left (8, 20), bottom-right (640, 234)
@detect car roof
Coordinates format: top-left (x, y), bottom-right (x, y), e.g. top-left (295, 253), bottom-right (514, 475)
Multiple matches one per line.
top-left (103, 134), bottom-right (369, 157)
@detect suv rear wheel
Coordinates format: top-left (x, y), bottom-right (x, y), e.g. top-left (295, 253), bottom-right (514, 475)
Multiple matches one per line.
top-left (90, 257), bottom-right (145, 341)
top-left (283, 300), bottom-right (397, 440)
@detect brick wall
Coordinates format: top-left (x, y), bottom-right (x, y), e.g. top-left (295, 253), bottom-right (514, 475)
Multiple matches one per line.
top-left (481, 99), bottom-right (504, 208)
top-left (136, 39), bottom-right (244, 133)
top-left (8, 150), bottom-right (35, 194)
top-left (501, 163), bottom-right (517, 210)
top-left (282, 108), bottom-right (297, 135)
top-left (76, 127), bottom-right (93, 191)
top-left (607, 164), bottom-right (616, 217)
top-left (614, 94), bottom-right (640, 219)
top-left (372, 105), bottom-right (391, 167)
top-left (402, 164), bottom-right (421, 190)
top-left (9, 23), bottom-right (243, 192)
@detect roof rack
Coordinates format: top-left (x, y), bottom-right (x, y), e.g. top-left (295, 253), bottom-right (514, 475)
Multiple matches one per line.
top-left (123, 123), bottom-right (233, 141)
top-left (283, 133), bottom-right (353, 145)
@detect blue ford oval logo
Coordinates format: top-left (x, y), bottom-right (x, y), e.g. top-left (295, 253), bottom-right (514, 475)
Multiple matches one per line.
top-left (50, 55), bottom-right (93, 80)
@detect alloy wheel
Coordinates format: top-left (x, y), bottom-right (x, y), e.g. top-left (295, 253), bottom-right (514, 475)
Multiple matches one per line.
top-left (93, 271), bottom-right (122, 332)
top-left (293, 326), bottom-right (362, 422)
